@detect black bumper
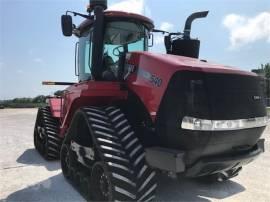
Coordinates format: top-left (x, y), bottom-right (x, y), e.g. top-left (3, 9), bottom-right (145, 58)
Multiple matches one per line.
top-left (146, 139), bottom-right (265, 177)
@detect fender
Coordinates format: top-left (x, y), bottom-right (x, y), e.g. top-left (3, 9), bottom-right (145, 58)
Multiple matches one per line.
top-left (59, 81), bottom-right (128, 137)
top-left (120, 91), bottom-right (158, 147)
top-left (47, 97), bottom-right (62, 118)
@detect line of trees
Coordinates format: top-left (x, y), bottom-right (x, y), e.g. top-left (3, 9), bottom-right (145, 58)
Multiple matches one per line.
top-left (252, 63), bottom-right (270, 78)
top-left (0, 95), bottom-right (47, 108)
top-left (0, 91), bottom-right (65, 109)
top-left (252, 63), bottom-right (270, 106)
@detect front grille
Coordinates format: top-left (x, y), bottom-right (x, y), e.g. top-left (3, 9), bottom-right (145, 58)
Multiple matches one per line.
top-left (205, 73), bottom-right (266, 119)
top-left (155, 71), bottom-right (266, 165)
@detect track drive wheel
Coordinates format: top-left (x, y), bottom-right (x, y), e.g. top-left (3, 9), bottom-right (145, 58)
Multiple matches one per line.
top-left (62, 106), bottom-right (157, 201)
top-left (60, 144), bottom-right (71, 178)
top-left (91, 162), bottom-right (112, 201)
top-left (34, 107), bottom-right (62, 160)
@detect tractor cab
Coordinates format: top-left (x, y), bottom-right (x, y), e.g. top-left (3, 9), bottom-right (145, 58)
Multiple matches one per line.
top-left (61, 0), bottom-right (208, 83)
top-left (61, 0), bottom-right (154, 82)
top-left (77, 15), bottom-right (149, 81)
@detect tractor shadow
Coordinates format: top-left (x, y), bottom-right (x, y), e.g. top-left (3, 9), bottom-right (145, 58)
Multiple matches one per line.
top-left (16, 148), bottom-right (60, 171)
top-left (156, 173), bottom-right (246, 201)
top-left (4, 174), bottom-right (84, 202)
top-left (4, 171), bottom-right (246, 202)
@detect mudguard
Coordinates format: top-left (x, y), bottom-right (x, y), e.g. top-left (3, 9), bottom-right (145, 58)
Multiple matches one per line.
top-left (47, 97), bottom-right (62, 118)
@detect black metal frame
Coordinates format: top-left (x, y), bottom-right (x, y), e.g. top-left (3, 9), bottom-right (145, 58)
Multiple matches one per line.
top-left (91, 6), bottom-right (106, 80)
top-left (145, 139), bottom-right (265, 177)
top-left (75, 42), bottom-right (79, 76)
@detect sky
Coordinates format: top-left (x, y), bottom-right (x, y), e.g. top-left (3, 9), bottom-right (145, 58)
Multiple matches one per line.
top-left (0, 0), bottom-right (269, 99)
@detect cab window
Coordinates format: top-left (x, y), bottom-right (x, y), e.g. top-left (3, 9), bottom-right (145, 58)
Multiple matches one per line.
top-left (103, 21), bottom-right (148, 79)
top-left (78, 30), bottom-right (93, 82)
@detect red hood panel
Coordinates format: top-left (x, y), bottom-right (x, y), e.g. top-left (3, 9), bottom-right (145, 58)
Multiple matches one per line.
top-left (126, 52), bottom-right (257, 122)
top-left (135, 52), bottom-right (256, 77)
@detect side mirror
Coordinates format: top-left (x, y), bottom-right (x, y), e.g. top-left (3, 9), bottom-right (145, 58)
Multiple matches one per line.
top-left (61, 15), bottom-right (73, 37)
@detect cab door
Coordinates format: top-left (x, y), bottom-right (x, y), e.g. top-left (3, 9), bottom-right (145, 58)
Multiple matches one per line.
top-left (78, 30), bottom-right (93, 82)
top-left (60, 29), bottom-right (94, 125)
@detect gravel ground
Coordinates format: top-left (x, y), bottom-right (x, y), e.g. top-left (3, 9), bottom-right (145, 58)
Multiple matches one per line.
top-left (0, 108), bottom-right (269, 202)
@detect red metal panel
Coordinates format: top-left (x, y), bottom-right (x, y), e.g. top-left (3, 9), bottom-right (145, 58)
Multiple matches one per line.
top-left (59, 81), bottom-right (128, 137)
top-left (78, 11), bottom-right (154, 33)
top-left (48, 98), bottom-right (62, 118)
top-left (104, 11), bottom-right (154, 29)
top-left (126, 52), bottom-right (257, 122)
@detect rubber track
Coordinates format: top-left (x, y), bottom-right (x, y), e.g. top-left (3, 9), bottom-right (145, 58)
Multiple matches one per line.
top-left (34, 106), bottom-right (62, 160)
top-left (81, 106), bottom-right (157, 201)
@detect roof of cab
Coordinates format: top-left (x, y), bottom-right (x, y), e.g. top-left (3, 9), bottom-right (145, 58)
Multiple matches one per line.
top-left (77, 10), bottom-right (154, 34)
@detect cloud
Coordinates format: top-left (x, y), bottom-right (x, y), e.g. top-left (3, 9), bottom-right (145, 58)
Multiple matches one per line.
top-left (223, 11), bottom-right (270, 49)
top-left (160, 22), bottom-right (174, 32)
top-left (155, 22), bottom-right (175, 45)
top-left (108, 0), bottom-right (145, 15)
top-left (33, 58), bottom-right (43, 63)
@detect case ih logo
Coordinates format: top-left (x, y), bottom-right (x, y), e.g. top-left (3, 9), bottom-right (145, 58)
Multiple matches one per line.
top-left (138, 69), bottom-right (162, 87)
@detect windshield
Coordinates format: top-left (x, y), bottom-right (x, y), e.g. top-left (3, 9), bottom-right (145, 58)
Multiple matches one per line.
top-left (102, 21), bottom-right (149, 78)
top-left (104, 21), bottom-right (148, 56)
top-left (78, 21), bottom-right (149, 81)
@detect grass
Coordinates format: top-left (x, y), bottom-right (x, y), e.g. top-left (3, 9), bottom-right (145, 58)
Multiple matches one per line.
top-left (267, 107), bottom-right (270, 116)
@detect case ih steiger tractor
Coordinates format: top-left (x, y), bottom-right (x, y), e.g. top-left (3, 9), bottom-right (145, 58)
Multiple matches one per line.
top-left (34, 0), bottom-right (268, 201)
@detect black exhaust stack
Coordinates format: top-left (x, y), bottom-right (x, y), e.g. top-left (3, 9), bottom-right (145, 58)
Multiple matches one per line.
top-left (90, 0), bottom-right (107, 80)
top-left (183, 11), bottom-right (209, 39)
top-left (165, 11), bottom-right (208, 59)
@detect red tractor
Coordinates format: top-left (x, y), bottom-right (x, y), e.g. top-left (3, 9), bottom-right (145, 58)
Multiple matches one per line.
top-left (34, 0), bottom-right (267, 201)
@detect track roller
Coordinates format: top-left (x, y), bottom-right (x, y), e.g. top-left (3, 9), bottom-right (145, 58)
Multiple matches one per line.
top-left (60, 106), bottom-right (157, 201)
top-left (34, 106), bottom-right (62, 160)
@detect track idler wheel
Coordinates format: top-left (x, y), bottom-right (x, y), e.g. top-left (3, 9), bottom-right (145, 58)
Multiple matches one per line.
top-left (80, 174), bottom-right (92, 200)
top-left (91, 162), bottom-right (112, 201)
top-left (60, 144), bottom-right (71, 179)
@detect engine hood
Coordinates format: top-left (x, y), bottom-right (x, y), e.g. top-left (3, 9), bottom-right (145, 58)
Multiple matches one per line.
top-left (133, 52), bottom-right (256, 77)
top-left (126, 51), bottom-right (260, 122)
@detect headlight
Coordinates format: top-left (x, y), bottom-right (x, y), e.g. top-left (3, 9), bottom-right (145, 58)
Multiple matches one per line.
top-left (181, 116), bottom-right (269, 131)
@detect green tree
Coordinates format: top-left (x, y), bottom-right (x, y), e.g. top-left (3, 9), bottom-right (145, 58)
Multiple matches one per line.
top-left (54, 90), bottom-right (64, 97)
top-left (261, 63), bottom-right (270, 79)
top-left (259, 63), bottom-right (270, 102)
top-left (12, 98), bottom-right (32, 103)
top-left (32, 95), bottom-right (47, 103)
top-left (253, 63), bottom-right (270, 101)
top-left (252, 63), bottom-right (270, 78)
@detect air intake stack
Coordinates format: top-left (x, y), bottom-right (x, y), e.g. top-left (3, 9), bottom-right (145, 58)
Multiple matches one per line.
top-left (88, 0), bottom-right (107, 12)
top-left (165, 11), bottom-right (208, 59)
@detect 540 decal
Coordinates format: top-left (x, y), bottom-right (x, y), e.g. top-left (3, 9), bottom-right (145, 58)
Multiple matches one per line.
top-left (138, 69), bottom-right (162, 87)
